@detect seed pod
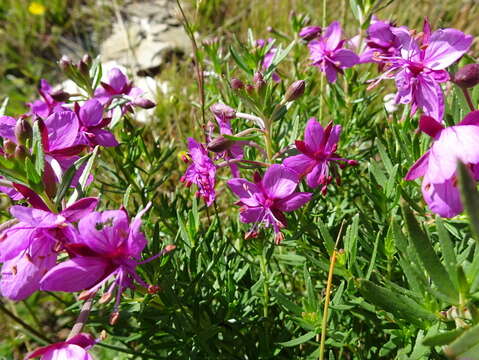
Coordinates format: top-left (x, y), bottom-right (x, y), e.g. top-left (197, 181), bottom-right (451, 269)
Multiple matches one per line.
top-left (453, 64), bottom-right (479, 89)
top-left (284, 80), bottom-right (305, 102)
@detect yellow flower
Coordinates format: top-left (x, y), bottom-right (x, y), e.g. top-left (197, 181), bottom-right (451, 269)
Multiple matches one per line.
top-left (28, 2), bottom-right (46, 16)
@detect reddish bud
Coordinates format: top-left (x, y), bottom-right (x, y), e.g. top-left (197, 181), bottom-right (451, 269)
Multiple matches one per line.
top-left (231, 78), bottom-right (244, 90)
top-left (59, 55), bottom-right (72, 71)
top-left (50, 90), bottom-right (70, 102)
top-left (82, 54), bottom-right (92, 67)
top-left (109, 311), bottom-right (120, 325)
top-left (207, 136), bottom-right (234, 153)
top-left (14, 145), bottom-right (27, 161)
top-left (133, 98), bottom-right (156, 109)
top-left (14, 119), bottom-right (32, 146)
top-left (148, 285), bottom-right (160, 294)
top-left (284, 80), bottom-right (305, 102)
top-left (245, 84), bottom-right (254, 94)
top-left (453, 64), bottom-right (479, 89)
top-left (253, 72), bottom-right (266, 90)
top-left (299, 26), bottom-right (322, 41)
top-left (3, 139), bottom-right (16, 154)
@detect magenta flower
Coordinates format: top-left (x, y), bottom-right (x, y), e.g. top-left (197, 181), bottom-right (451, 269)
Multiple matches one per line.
top-left (74, 99), bottom-right (118, 147)
top-left (307, 21), bottom-right (359, 83)
top-left (373, 20), bottom-right (472, 121)
top-left (256, 39), bottom-right (280, 82)
top-left (360, 18), bottom-right (400, 64)
top-left (94, 68), bottom-right (143, 106)
top-left (181, 138), bottom-right (216, 206)
top-left (27, 79), bottom-right (66, 118)
top-left (0, 198), bottom-right (98, 300)
top-left (40, 204), bottom-right (174, 322)
top-left (283, 118), bottom-right (356, 193)
top-left (210, 103), bottom-right (244, 177)
top-left (405, 113), bottom-right (479, 217)
top-left (227, 165), bottom-right (312, 244)
top-left (26, 333), bottom-right (96, 360)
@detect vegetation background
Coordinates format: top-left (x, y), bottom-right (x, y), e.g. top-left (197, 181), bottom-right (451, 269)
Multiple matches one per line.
top-left (1, 0), bottom-right (479, 359)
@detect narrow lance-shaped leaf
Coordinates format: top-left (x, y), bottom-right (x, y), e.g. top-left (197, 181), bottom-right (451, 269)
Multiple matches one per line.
top-left (358, 279), bottom-right (436, 327)
top-left (401, 203), bottom-right (458, 302)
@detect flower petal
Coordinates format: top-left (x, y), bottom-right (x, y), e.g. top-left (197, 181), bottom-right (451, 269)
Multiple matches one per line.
top-left (405, 151), bottom-right (430, 180)
top-left (40, 257), bottom-right (109, 292)
top-left (325, 21), bottom-right (342, 50)
top-left (331, 49), bottom-right (359, 68)
top-left (44, 111), bottom-right (79, 151)
top-left (79, 99), bottom-right (103, 127)
top-left (262, 165), bottom-right (299, 199)
top-left (424, 29), bottom-right (473, 70)
top-left (61, 198), bottom-right (99, 222)
top-left (275, 192), bottom-right (312, 212)
top-left (303, 118), bottom-right (324, 152)
top-left (227, 178), bottom-right (260, 207)
top-left (422, 177), bottom-right (463, 218)
top-left (283, 154), bottom-right (315, 177)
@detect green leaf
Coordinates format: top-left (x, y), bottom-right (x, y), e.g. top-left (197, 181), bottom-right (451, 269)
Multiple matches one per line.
top-left (0, 97), bottom-right (9, 116)
top-left (458, 161), bottom-right (479, 242)
top-left (54, 153), bottom-right (91, 206)
top-left (278, 331), bottom-right (316, 347)
top-left (24, 157), bottom-right (42, 189)
top-left (401, 204), bottom-right (458, 302)
top-left (422, 327), bottom-right (465, 347)
top-left (32, 121), bottom-right (44, 176)
top-left (444, 323), bottom-right (479, 359)
top-left (229, 46), bottom-right (253, 75)
top-left (316, 218), bottom-right (335, 255)
top-left (436, 217), bottom-right (458, 287)
top-left (358, 279), bottom-right (436, 327)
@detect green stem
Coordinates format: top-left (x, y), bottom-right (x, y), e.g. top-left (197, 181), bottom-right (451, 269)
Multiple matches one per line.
top-left (263, 118), bottom-right (274, 163)
top-left (462, 87), bottom-right (476, 112)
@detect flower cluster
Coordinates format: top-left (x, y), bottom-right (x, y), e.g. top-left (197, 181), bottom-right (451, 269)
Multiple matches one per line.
top-left (0, 56), bottom-right (173, 358)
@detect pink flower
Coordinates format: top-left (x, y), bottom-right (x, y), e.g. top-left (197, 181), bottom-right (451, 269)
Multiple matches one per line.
top-left (74, 99), bottom-right (118, 148)
top-left (94, 68), bottom-right (143, 107)
top-left (181, 138), bottom-right (216, 206)
top-left (359, 18), bottom-right (400, 64)
top-left (256, 39), bottom-right (280, 82)
top-left (307, 21), bottom-right (359, 83)
top-left (405, 112), bottom-right (479, 217)
top-left (209, 103), bottom-right (244, 177)
top-left (227, 165), bottom-right (312, 244)
top-left (0, 198), bottom-right (98, 300)
top-left (283, 118), bottom-right (357, 193)
top-left (25, 333), bottom-right (96, 360)
top-left (40, 204), bottom-right (174, 321)
top-left (373, 19), bottom-right (472, 121)
top-left (27, 79), bottom-right (66, 118)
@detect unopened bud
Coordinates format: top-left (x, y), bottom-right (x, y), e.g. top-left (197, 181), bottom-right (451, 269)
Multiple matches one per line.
top-left (253, 72), bottom-right (266, 90)
top-left (210, 103), bottom-right (236, 120)
top-left (453, 64), bottom-right (479, 89)
top-left (133, 98), bottom-right (156, 109)
top-left (14, 145), bottom-right (27, 161)
top-left (245, 84), bottom-right (254, 94)
top-left (82, 54), bottom-right (92, 67)
top-left (50, 90), bottom-right (70, 102)
top-left (230, 78), bottom-right (244, 90)
top-left (3, 139), bottom-right (16, 154)
top-left (99, 292), bottom-right (113, 304)
top-left (59, 55), bottom-right (72, 71)
top-left (14, 119), bottom-right (32, 146)
top-left (299, 26), bottom-right (322, 41)
top-left (78, 60), bottom-right (89, 76)
top-left (148, 285), bottom-right (160, 294)
top-left (109, 311), bottom-right (120, 325)
top-left (284, 80), bottom-right (305, 102)
top-left (207, 136), bottom-right (234, 153)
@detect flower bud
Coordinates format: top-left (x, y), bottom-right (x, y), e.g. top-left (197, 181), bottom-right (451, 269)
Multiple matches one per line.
top-left (59, 55), bottom-right (72, 71)
top-left (3, 139), bottom-right (16, 155)
top-left (14, 119), bottom-right (32, 146)
top-left (109, 311), bottom-right (120, 325)
top-left (230, 78), bottom-right (244, 90)
top-left (245, 84), bottom-right (254, 94)
top-left (14, 145), bottom-right (27, 161)
top-left (210, 103), bottom-right (236, 120)
top-left (299, 26), bottom-right (322, 41)
top-left (82, 54), bottom-right (92, 67)
top-left (284, 80), bottom-right (305, 102)
top-left (78, 60), bottom-right (89, 76)
top-left (50, 89), bottom-right (70, 102)
top-left (253, 72), bottom-right (266, 90)
top-left (133, 98), bottom-right (156, 109)
top-left (453, 64), bottom-right (479, 89)
top-left (207, 136), bottom-right (235, 153)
